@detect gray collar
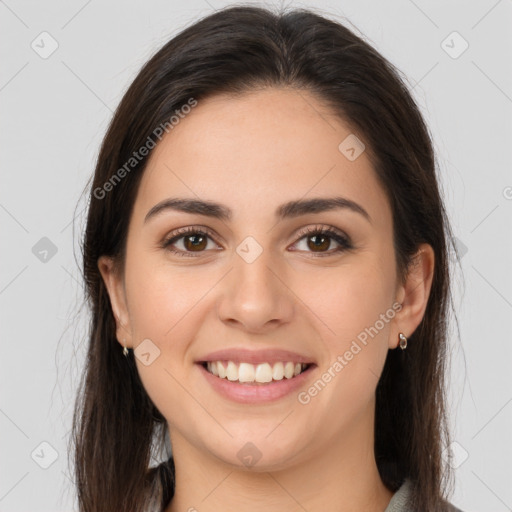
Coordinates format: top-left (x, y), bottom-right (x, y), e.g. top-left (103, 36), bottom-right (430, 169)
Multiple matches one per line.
top-left (384, 480), bottom-right (463, 512)
top-left (384, 479), bottom-right (413, 512)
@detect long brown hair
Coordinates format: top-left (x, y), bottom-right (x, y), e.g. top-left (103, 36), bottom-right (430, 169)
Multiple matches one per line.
top-left (70, 5), bottom-right (460, 511)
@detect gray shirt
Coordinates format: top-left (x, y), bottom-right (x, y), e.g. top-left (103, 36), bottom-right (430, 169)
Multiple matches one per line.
top-left (385, 479), bottom-right (463, 512)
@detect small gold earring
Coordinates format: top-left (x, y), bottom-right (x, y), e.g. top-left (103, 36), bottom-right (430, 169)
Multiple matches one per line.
top-left (122, 339), bottom-right (129, 357)
top-left (399, 332), bottom-right (407, 350)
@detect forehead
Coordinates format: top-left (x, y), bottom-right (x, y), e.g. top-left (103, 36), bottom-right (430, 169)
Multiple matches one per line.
top-left (133, 87), bottom-right (390, 228)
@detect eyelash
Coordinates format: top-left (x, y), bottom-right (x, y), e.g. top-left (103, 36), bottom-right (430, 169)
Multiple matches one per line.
top-left (161, 224), bottom-right (353, 258)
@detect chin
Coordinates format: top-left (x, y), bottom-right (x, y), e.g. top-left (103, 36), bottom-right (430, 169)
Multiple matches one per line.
top-left (204, 433), bottom-right (306, 472)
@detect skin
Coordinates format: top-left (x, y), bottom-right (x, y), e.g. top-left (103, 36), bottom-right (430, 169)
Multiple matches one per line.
top-left (98, 87), bottom-right (434, 512)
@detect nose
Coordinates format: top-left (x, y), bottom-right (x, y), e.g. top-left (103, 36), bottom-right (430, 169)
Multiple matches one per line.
top-left (217, 248), bottom-right (294, 333)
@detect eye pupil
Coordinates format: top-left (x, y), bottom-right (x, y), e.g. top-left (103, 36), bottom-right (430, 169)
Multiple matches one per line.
top-left (308, 234), bottom-right (330, 251)
top-left (184, 234), bottom-right (207, 251)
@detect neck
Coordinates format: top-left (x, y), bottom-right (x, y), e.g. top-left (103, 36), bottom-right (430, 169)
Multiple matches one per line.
top-left (164, 401), bottom-right (393, 512)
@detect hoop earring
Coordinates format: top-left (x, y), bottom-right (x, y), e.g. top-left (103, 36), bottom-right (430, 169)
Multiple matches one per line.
top-left (398, 332), bottom-right (408, 350)
top-left (122, 339), bottom-right (129, 357)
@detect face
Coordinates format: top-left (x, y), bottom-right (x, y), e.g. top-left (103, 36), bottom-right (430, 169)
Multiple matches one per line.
top-left (99, 87), bottom-right (433, 471)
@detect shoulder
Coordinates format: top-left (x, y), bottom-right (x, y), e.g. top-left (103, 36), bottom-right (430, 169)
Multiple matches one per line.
top-left (385, 479), bottom-right (465, 512)
top-left (443, 502), bottom-right (464, 512)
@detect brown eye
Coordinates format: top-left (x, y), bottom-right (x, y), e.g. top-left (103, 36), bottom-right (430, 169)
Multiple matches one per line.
top-left (292, 226), bottom-right (353, 257)
top-left (306, 233), bottom-right (331, 252)
top-left (182, 233), bottom-right (208, 251)
top-left (162, 227), bottom-right (219, 257)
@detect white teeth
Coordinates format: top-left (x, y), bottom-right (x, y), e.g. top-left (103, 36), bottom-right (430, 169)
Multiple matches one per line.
top-left (226, 361), bottom-right (238, 381)
top-left (207, 361), bottom-right (219, 376)
top-left (205, 360), bottom-right (308, 383)
top-left (238, 362), bottom-right (255, 382)
top-left (272, 361), bottom-right (284, 380)
top-left (255, 363), bottom-right (273, 383)
top-left (284, 361), bottom-right (295, 379)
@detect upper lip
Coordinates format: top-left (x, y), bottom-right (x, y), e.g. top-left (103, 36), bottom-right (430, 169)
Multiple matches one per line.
top-left (196, 348), bottom-right (315, 365)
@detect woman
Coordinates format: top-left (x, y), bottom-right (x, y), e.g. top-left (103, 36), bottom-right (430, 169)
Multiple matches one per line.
top-left (71, 5), bottom-right (464, 511)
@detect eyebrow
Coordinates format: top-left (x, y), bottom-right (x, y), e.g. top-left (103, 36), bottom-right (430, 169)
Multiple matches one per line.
top-left (144, 196), bottom-right (372, 224)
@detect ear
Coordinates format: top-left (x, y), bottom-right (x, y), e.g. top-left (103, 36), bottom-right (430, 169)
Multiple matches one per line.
top-left (97, 255), bottom-right (133, 349)
top-left (389, 243), bottom-right (435, 349)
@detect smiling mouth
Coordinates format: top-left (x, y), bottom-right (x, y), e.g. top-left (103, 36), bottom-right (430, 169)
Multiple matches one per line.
top-left (201, 360), bottom-right (312, 384)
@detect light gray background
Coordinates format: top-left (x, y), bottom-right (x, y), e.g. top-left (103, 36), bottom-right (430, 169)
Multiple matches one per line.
top-left (1, 0), bottom-right (511, 511)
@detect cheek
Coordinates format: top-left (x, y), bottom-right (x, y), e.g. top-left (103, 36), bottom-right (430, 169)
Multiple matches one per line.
top-left (125, 255), bottom-right (205, 342)
top-left (125, 264), bottom-right (201, 427)
top-left (294, 257), bottom-right (395, 343)
top-left (124, 257), bottom-right (216, 402)
top-left (294, 259), bottom-right (394, 405)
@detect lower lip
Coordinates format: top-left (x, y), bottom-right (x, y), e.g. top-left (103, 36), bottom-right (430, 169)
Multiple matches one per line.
top-left (197, 363), bottom-right (315, 404)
